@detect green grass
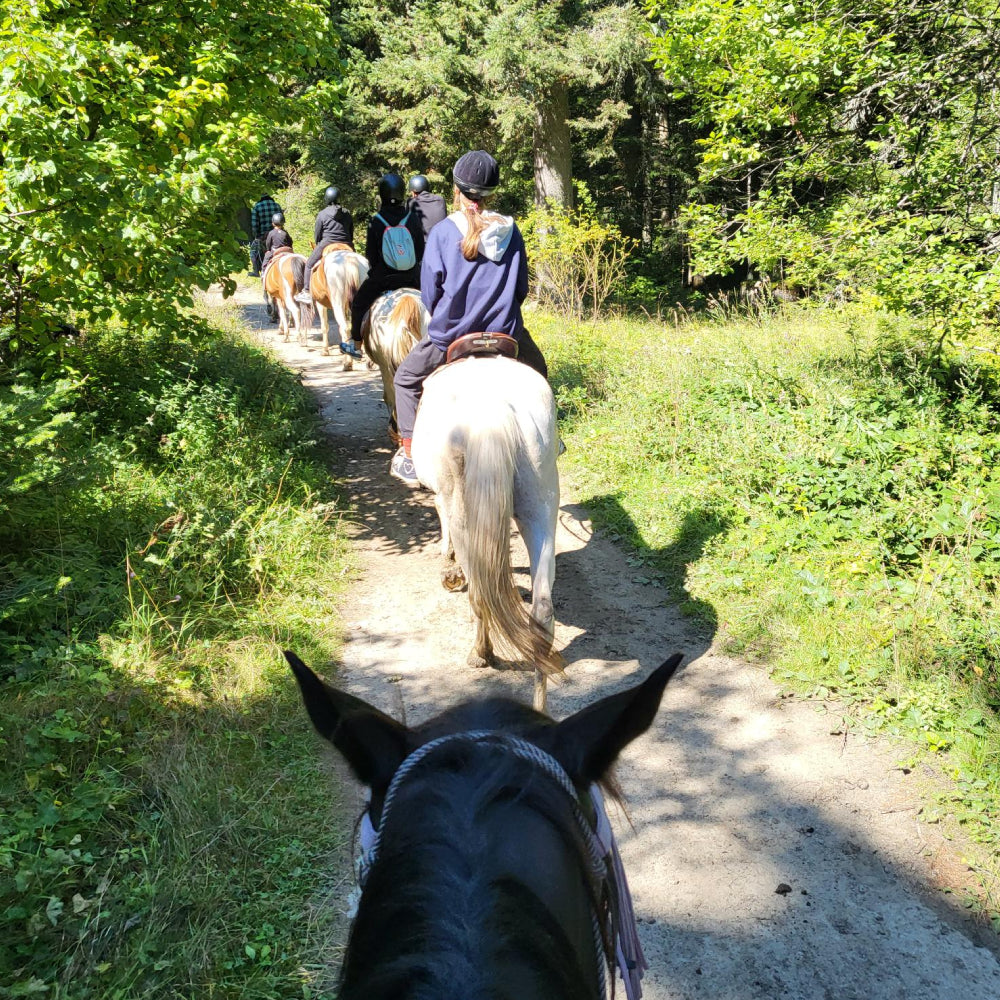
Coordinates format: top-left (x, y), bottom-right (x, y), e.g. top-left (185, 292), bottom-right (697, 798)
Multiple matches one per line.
top-left (1, 313), bottom-right (352, 996)
top-left (537, 304), bottom-right (1000, 891)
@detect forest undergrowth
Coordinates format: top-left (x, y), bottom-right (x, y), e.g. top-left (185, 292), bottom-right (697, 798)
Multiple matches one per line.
top-left (0, 308), bottom-right (351, 998)
top-left (539, 303), bottom-right (1000, 921)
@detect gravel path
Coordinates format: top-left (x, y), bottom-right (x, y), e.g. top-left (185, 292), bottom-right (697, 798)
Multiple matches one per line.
top-left (217, 286), bottom-right (1000, 999)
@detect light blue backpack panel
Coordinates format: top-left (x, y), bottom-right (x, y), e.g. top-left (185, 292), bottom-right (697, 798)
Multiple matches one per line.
top-left (375, 212), bottom-right (417, 270)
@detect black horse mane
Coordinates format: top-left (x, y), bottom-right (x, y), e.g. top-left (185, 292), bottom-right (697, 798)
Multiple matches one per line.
top-left (338, 701), bottom-right (606, 1000)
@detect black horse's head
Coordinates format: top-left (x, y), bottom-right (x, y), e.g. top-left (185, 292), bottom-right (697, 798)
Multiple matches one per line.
top-left (286, 651), bottom-right (683, 1000)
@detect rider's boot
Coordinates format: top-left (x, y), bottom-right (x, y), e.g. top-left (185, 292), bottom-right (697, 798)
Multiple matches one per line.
top-left (339, 339), bottom-right (363, 359)
top-left (295, 288), bottom-right (313, 305)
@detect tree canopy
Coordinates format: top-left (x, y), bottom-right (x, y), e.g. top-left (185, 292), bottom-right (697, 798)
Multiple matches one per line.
top-left (1, 0), bottom-right (334, 352)
top-left (4, 0), bottom-right (1000, 340)
top-left (309, 0), bottom-right (648, 209)
top-left (647, 0), bottom-right (1000, 335)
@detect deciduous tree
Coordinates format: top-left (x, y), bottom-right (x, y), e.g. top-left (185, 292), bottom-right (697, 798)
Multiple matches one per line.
top-left (0, 0), bottom-right (335, 353)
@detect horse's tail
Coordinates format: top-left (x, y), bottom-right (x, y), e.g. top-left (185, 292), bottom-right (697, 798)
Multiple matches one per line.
top-left (290, 254), bottom-right (306, 291)
top-left (299, 298), bottom-right (314, 330)
top-left (463, 406), bottom-right (563, 677)
top-left (387, 294), bottom-right (424, 366)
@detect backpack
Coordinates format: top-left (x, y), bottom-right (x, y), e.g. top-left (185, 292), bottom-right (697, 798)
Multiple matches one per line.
top-left (375, 211), bottom-right (417, 270)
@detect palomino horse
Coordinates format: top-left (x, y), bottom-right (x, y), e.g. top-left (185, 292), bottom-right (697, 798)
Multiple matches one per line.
top-left (310, 245), bottom-right (368, 359)
top-left (361, 289), bottom-right (428, 443)
top-left (285, 650), bottom-right (684, 1000)
top-left (263, 251), bottom-right (308, 344)
top-left (411, 356), bottom-right (560, 709)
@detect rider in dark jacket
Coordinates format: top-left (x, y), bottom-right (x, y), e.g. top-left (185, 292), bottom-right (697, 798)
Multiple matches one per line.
top-left (406, 175), bottom-right (447, 243)
top-left (343, 174), bottom-right (424, 356)
top-left (299, 186), bottom-right (355, 298)
top-left (259, 212), bottom-right (293, 274)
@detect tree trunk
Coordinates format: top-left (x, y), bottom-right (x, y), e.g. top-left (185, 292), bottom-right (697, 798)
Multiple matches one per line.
top-left (533, 81), bottom-right (572, 208)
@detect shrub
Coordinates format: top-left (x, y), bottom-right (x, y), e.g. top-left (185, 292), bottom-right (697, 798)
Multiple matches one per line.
top-left (522, 188), bottom-right (635, 319)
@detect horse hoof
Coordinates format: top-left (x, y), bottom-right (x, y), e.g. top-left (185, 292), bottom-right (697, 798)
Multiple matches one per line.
top-left (441, 567), bottom-right (466, 592)
top-left (467, 652), bottom-right (489, 669)
top-left (342, 359), bottom-right (353, 372)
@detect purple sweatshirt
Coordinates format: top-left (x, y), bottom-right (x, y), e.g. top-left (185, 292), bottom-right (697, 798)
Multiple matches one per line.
top-left (420, 212), bottom-right (529, 351)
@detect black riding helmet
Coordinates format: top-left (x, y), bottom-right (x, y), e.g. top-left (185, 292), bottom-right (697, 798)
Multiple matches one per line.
top-left (408, 174), bottom-right (429, 194)
top-left (271, 211), bottom-right (285, 226)
top-left (453, 150), bottom-right (500, 199)
top-left (324, 186), bottom-right (339, 205)
top-left (378, 173), bottom-right (406, 204)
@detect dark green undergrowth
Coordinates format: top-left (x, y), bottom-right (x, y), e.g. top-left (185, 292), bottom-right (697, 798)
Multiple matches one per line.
top-left (538, 306), bottom-right (1000, 869)
top-left (1, 320), bottom-right (351, 997)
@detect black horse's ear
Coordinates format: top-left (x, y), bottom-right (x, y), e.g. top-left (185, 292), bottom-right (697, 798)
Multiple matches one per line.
top-left (284, 651), bottom-right (411, 791)
top-left (543, 654), bottom-right (684, 784)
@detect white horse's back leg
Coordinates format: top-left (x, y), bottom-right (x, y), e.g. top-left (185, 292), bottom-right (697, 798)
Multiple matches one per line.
top-left (516, 496), bottom-right (558, 711)
top-left (332, 298), bottom-right (348, 350)
top-left (334, 297), bottom-right (353, 371)
top-left (435, 494), bottom-right (465, 592)
top-left (318, 303), bottom-right (330, 354)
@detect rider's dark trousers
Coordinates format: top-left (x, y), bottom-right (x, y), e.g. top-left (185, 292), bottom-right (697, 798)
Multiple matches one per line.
top-left (303, 241), bottom-right (335, 291)
top-left (249, 240), bottom-right (264, 275)
top-left (393, 330), bottom-right (549, 442)
top-left (350, 270), bottom-right (421, 342)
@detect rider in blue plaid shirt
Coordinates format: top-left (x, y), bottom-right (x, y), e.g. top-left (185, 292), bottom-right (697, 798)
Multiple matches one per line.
top-left (250, 194), bottom-right (282, 275)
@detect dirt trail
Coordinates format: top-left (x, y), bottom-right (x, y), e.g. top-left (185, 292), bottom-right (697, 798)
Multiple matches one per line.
top-left (218, 285), bottom-right (1000, 999)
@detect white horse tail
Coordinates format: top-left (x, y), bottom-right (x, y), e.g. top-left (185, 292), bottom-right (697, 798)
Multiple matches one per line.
top-left (387, 293), bottom-right (423, 365)
top-left (463, 406), bottom-right (563, 678)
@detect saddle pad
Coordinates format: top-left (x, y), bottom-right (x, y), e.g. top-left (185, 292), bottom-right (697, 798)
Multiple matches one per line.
top-left (445, 331), bottom-right (519, 365)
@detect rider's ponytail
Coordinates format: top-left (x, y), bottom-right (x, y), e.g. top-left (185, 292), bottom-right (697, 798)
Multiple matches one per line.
top-left (454, 189), bottom-right (490, 261)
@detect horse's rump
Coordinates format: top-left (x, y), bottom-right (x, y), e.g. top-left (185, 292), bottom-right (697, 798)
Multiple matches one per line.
top-left (414, 358), bottom-right (561, 678)
top-left (265, 252), bottom-right (306, 297)
top-left (365, 289), bottom-right (425, 365)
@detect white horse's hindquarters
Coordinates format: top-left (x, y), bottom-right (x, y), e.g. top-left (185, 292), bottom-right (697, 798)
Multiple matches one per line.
top-left (411, 358), bottom-right (556, 493)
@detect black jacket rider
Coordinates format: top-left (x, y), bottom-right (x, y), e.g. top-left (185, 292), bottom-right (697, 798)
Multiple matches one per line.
top-left (407, 191), bottom-right (447, 240)
top-left (314, 204), bottom-right (354, 247)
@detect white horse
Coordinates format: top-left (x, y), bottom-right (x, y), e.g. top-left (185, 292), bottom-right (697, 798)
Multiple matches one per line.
top-left (313, 249), bottom-right (369, 360)
top-left (411, 356), bottom-right (561, 710)
top-left (362, 289), bottom-right (428, 442)
top-left (263, 252), bottom-right (308, 344)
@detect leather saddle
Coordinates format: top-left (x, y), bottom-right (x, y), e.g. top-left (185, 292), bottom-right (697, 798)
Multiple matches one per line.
top-left (445, 331), bottom-right (519, 365)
